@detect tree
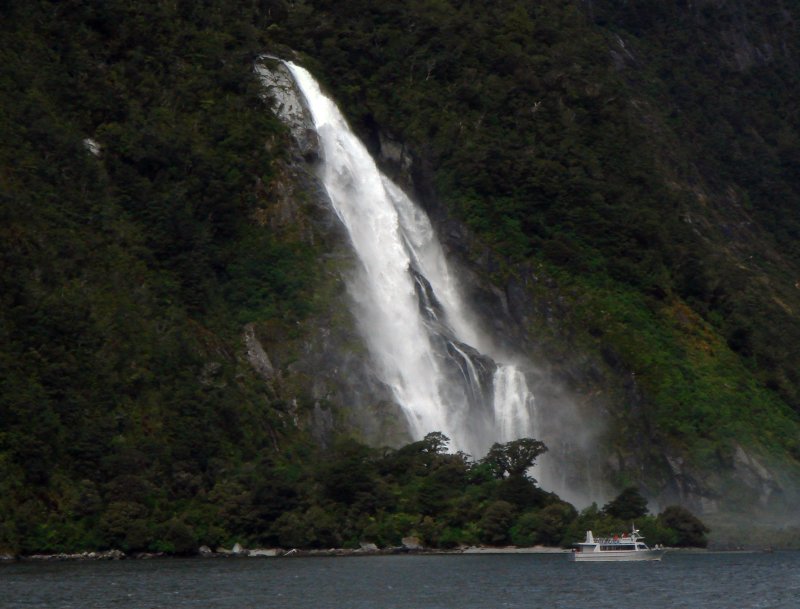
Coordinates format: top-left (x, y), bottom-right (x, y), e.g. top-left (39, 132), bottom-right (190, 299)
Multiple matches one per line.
top-left (495, 474), bottom-right (548, 510)
top-left (658, 505), bottom-right (710, 547)
top-left (155, 519), bottom-right (197, 555)
top-left (602, 487), bottom-right (649, 521)
top-left (482, 438), bottom-right (547, 480)
top-left (478, 500), bottom-right (516, 545)
top-left (420, 431), bottom-right (450, 454)
top-left (318, 438), bottom-right (378, 504)
top-left (509, 512), bottom-right (542, 546)
top-left (536, 502), bottom-right (578, 546)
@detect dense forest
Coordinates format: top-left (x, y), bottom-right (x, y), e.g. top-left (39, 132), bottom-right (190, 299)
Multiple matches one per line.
top-left (276, 0), bottom-right (800, 454)
top-left (273, 0), bottom-right (800, 522)
top-left (1, 0), bottom-right (799, 554)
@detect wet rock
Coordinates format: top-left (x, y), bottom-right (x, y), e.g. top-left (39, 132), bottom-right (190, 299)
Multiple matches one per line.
top-left (243, 323), bottom-right (274, 380)
top-left (24, 549), bottom-right (126, 561)
top-left (378, 131), bottom-right (413, 173)
top-left (248, 548), bottom-right (280, 557)
top-left (254, 58), bottom-right (320, 162)
top-left (82, 137), bottom-right (102, 157)
top-left (101, 549), bottom-right (126, 560)
top-left (732, 444), bottom-right (782, 507)
top-left (401, 536), bottom-right (422, 550)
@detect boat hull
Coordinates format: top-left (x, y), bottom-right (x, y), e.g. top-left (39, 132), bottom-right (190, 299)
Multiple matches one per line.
top-left (572, 549), bottom-right (665, 562)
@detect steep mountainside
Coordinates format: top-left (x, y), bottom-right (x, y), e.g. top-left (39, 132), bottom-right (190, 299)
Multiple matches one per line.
top-left (1, 0), bottom-right (800, 552)
top-left (272, 0), bottom-right (800, 520)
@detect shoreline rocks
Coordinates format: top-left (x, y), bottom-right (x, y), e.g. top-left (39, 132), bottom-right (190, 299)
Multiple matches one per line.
top-left (6, 543), bottom-right (580, 562)
top-left (20, 549), bottom-right (128, 562)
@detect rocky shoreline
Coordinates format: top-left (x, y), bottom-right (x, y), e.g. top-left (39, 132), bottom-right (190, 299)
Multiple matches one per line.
top-left (0, 540), bottom-right (573, 562)
top-left (1, 545), bottom-right (729, 562)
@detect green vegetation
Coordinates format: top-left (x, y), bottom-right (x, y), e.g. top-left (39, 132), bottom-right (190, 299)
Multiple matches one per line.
top-left (2, 0), bottom-right (800, 554)
top-left (0, 1), bottom-right (320, 555)
top-left (537, 273), bottom-right (800, 465)
top-left (274, 1), bottom-right (800, 473)
top-left (0, 430), bottom-right (707, 554)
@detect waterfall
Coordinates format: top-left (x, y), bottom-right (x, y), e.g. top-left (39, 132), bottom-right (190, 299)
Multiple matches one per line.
top-left (285, 62), bottom-right (537, 459)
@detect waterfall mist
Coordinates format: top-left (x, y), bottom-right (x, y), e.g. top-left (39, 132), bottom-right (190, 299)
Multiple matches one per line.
top-left (283, 61), bottom-right (573, 488)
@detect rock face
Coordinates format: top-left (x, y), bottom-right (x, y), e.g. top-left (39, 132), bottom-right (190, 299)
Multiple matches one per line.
top-left (82, 137), bottom-right (102, 157)
top-left (243, 323), bottom-right (274, 380)
top-left (255, 57), bottom-right (320, 162)
top-left (732, 447), bottom-right (776, 502)
top-left (246, 59), bottom-right (411, 448)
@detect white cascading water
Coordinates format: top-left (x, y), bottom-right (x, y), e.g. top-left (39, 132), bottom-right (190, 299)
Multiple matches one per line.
top-left (286, 62), bottom-right (537, 459)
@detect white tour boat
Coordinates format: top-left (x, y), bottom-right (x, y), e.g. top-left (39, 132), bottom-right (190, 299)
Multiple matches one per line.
top-left (571, 526), bottom-right (665, 562)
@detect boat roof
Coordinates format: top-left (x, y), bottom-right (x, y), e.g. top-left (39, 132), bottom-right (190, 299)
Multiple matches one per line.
top-left (574, 527), bottom-right (645, 545)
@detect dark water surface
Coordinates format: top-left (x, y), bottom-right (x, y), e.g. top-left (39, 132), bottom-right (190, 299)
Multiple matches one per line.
top-left (2, 551), bottom-right (799, 608)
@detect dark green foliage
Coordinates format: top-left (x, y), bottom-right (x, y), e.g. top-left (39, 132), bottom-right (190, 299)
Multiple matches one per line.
top-left (318, 439), bottom-right (380, 504)
top-left (658, 505), bottom-right (710, 548)
top-left (0, 413), bottom-right (708, 552)
top-left (1, 0), bottom-right (797, 554)
top-left (495, 475), bottom-right (548, 511)
top-left (154, 519), bottom-right (198, 555)
top-left (509, 512), bottom-right (544, 547)
top-left (563, 499), bottom-right (707, 549)
top-left (273, 507), bottom-right (342, 549)
top-left (0, 0), bottom-right (318, 555)
top-left (602, 487), bottom-right (649, 521)
top-left (534, 502), bottom-right (579, 546)
top-left (482, 438), bottom-right (548, 480)
top-left (478, 501), bottom-right (516, 545)
top-left (276, 0), bottom-right (680, 284)
top-left (274, 0), bottom-right (800, 482)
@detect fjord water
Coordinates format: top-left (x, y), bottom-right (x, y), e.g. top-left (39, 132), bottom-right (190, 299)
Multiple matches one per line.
top-left (4, 552), bottom-right (800, 608)
top-left (285, 62), bottom-right (536, 459)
